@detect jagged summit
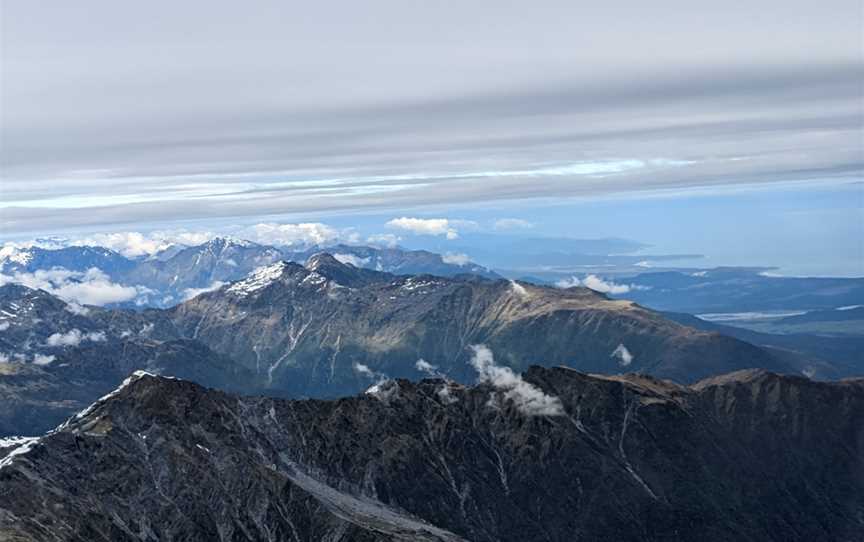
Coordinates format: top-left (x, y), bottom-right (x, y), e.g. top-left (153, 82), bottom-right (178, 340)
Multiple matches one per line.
top-left (202, 236), bottom-right (259, 250)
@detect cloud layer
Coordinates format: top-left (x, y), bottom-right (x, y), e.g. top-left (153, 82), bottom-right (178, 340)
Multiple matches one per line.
top-left (0, 268), bottom-right (141, 306)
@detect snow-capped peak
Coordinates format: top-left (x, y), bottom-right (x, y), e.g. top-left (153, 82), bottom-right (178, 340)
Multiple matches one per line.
top-left (0, 245), bottom-right (33, 267)
top-left (226, 261), bottom-right (289, 296)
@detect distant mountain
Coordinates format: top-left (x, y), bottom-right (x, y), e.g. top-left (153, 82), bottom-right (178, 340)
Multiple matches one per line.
top-left (2, 368), bottom-right (862, 541)
top-left (776, 305), bottom-right (864, 324)
top-left (0, 245), bottom-right (136, 276)
top-left (613, 268), bottom-right (864, 314)
top-left (0, 239), bottom-right (498, 308)
top-left (125, 237), bottom-right (285, 304)
top-left (662, 311), bottom-right (864, 378)
top-left (283, 244), bottom-right (500, 279)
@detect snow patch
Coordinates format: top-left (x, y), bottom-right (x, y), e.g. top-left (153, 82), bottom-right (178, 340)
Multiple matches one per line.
top-left (0, 436), bottom-right (39, 471)
top-left (227, 262), bottom-right (289, 296)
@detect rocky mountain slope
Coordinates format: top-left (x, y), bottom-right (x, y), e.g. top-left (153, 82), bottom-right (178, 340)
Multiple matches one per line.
top-left (167, 254), bottom-right (804, 396)
top-left (1, 367), bottom-right (861, 541)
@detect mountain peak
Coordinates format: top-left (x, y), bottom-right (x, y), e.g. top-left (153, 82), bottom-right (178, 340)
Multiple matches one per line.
top-left (225, 261), bottom-right (294, 297)
top-left (305, 252), bottom-right (345, 271)
top-left (304, 252), bottom-right (385, 288)
top-left (205, 236), bottom-right (257, 250)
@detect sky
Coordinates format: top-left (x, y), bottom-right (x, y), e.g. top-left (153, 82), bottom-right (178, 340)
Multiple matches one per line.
top-left (1, 1), bottom-right (862, 275)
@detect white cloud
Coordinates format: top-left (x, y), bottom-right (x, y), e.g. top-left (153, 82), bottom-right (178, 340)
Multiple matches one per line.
top-left (64, 301), bottom-right (90, 316)
top-left (72, 230), bottom-right (216, 258)
top-left (0, 353), bottom-right (9, 363)
top-left (0, 267), bottom-right (142, 306)
top-left (386, 217), bottom-right (459, 240)
top-left (333, 253), bottom-right (370, 268)
top-left (611, 344), bottom-right (634, 366)
top-left (0, 322), bottom-right (9, 331)
top-left (437, 385), bottom-right (459, 404)
top-left (45, 328), bottom-right (106, 347)
top-left (468, 345), bottom-right (564, 416)
top-left (32, 354), bottom-right (55, 366)
top-left (555, 274), bottom-right (650, 295)
top-left (509, 280), bottom-right (529, 298)
top-left (181, 281), bottom-right (226, 301)
top-left (244, 222), bottom-right (355, 247)
top-left (493, 218), bottom-right (534, 231)
top-left (441, 252), bottom-right (470, 266)
top-left (353, 362), bottom-right (376, 378)
top-left (366, 233), bottom-right (400, 248)
top-left (415, 359), bottom-right (441, 376)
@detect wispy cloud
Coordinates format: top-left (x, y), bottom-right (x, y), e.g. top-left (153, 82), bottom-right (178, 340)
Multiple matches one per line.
top-left (611, 344), bottom-right (634, 367)
top-left (493, 218), bottom-right (534, 231)
top-left (555, 274), bottom-right (649, 295)
top-left (441, 252), bottom-right (470, 266)
top-left (468, 345), bottom-right (564, 416)
top-left (387, 217), bottom-right (460, 240)
top-left (46, 329), bottom-right (106, 347)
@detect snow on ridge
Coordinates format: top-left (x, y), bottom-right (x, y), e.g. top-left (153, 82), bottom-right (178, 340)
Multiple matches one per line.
top-left (0, 436), bottom-right (39, 471)
top-left (0, 370), bottom-right (166, 472)
top-left (226, 261), bottom-right (289, 296)
top-left (0, 246), bottom-right (33, 267)
top-left (72, 370), bottom-right (158, 421)
top-left (400, 277), bottom-right (441, 292)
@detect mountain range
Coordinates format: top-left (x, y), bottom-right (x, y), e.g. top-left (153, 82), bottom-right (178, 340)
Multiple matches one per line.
top-left (0, 238), bottom-right (499, 308)
top-left (1, 367), bottom-right (861, 541)
top-left (0, 253), bottom-right (848, 437)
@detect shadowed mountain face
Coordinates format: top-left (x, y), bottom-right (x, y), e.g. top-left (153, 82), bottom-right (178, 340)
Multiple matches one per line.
top-left (167, 254), bottom-right (798, 396)
top-left (1, 368), bottom-right (862, 541)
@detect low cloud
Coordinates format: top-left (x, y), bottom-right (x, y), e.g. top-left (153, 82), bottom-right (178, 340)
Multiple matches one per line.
top-left (245, 222), bottom-right (357, 248)
top-left (0, 322), bottom-right (9, 331)
top-left (333, 253), bottom-right (370, 268)
top-left (366, 233), bottom-right (400, 248)
top-left (509, 280), bottom-right (530, 298)
top-left (441, 252), bottom-right (470, 266)
top-left (494, 218), bottom-right (534, 231)
top-left (555, 274), bottom-right (649, 295)
top-left (181, 281), bottom-right (226, 301)
top-left (468, 345), bottom-right (564, 416)
top-left (0, 267), bottom-right (142, 306)
top-left (64, 302), bottom-right (90, 316)
top-left (46, 328), bottom-right (106, 347)
top-left (72, 230), bottom-right (216, 257)
top-left (32, 354), bottom-right (56, 366)
top-left (387, 217), bottom-right (459, 240)
top-left (611, 344), bottom-right (634, 367)
top-left (415, 358), bottom-right (445, 377)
